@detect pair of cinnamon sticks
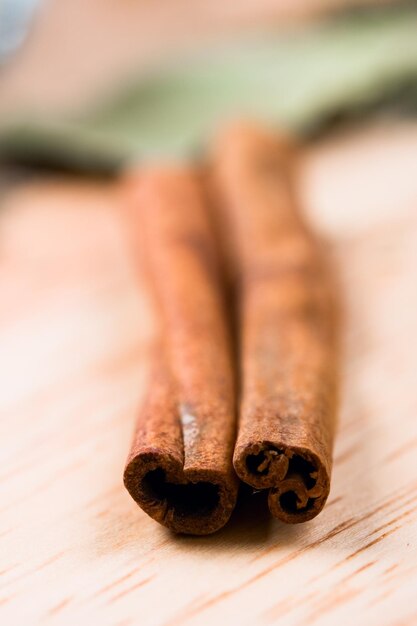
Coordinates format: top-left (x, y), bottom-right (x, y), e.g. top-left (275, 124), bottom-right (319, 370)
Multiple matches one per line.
top-left (123, 122), bottom-right (338, 535)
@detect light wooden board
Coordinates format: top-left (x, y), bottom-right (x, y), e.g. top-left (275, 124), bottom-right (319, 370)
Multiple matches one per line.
top-left (1, 123), bottom-right (417, 626)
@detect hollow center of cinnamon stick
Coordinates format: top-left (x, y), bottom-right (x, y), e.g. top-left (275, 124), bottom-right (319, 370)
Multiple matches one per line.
top-left (279, 491), bottom-right (315, 514)
top-left (284, 454), bottom-right (317, 490)
top-left (142, 468), bottom-right (220, 518)
top-left (245, 447), bottom-right (320, 514)
top-left (246, 449), bottom-right (316, 486)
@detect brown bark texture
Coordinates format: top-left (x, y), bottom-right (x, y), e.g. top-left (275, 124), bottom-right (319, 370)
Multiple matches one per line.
top-left (123, 166), bottom-right (239, 534)
top-left (210, 122), bottom-right (338, 523)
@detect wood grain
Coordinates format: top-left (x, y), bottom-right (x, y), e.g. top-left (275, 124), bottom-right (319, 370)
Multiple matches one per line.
top-left (1, 123), bottom-right (417, 625)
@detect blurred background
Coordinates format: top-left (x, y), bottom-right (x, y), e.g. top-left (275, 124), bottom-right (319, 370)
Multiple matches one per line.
top-left (1, 0), bottom-right (417, 163)
top-left (1, 0), bottom-right (412, 115)
top-left (1, 1), bottom-right (417, 624)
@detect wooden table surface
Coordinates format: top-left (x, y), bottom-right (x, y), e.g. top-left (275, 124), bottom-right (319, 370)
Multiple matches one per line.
top-left (1, 123), bottom-right (417, 626)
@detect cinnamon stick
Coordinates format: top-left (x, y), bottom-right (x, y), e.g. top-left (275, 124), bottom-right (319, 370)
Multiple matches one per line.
top-left (123, 166), bottom-right (238, 534)
top-left (210, 122), bottom-right (338, 523)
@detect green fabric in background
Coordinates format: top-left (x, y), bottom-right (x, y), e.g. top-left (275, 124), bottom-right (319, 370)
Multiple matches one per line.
top-left (0, 4), bottom-right (417, 173)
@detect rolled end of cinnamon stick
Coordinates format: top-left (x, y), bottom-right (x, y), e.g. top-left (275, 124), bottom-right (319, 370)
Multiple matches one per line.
top-left (123, 361), bottom-right (239, 535)
top-left (233, 442), bottom-right (330, 523)
top-left (212, 120), bottom-right (337, 524)
top-left (124, 450), bottom-right (238, 535)
top-left (122, 167), bottom-right (239, 535)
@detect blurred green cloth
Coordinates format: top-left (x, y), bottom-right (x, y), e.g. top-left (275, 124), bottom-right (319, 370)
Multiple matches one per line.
top-left (0, 4), bottom-right (416, 173)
